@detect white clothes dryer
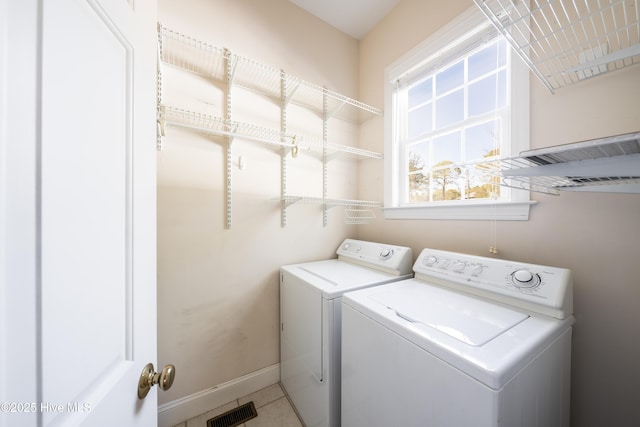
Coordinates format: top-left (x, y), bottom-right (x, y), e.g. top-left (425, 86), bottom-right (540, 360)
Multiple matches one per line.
top-left (342, 248), bottom-right (574, 427)
top-left (280, 239), bottom-right (413, 427)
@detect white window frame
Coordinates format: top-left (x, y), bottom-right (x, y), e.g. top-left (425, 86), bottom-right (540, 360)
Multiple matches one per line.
top-left (383, 6), bottom-right (534, 221)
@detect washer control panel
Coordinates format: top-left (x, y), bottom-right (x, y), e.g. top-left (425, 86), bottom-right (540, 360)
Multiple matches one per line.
top-left (414, 248), bottom-right (573, 319)
top-left (337, 239), bottom-right (413, 276)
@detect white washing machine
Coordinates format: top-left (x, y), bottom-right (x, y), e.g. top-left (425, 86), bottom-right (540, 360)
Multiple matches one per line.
top-left (342, 248), bottom-right (574, 427)
top-left (280, 239), bottom-right (413, 427)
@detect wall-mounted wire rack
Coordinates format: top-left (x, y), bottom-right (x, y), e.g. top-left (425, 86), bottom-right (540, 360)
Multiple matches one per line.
top-left (474, 0), bottom-right (640, 93)
top-left (280, 196), bottom-right (382, 208)
top-left (157, 24), bottom-right (384, 227)
top-left (460, 131), bottom-right (640, 194)
top-left (344, 208), bottom-right (377, 224)
top-left (158, 24), bottom-right (382, 123)
top-left (159, 105), bottom-right (297, 148)
top-left (279, 197), bottom-right (381, 224)
top-left (158, 105), bottom-right (383, 159)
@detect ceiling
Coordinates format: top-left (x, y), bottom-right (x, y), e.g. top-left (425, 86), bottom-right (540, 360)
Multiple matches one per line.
top-left (288, 0), bottom-right (401, 40)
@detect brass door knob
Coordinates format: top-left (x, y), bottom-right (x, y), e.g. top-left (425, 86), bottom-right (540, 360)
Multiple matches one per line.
top-left (138, 363), bottom-right (176, 399)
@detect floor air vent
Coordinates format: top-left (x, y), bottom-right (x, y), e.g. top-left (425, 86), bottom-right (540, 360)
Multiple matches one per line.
top-left (206, 402), bottom-right (258, 427)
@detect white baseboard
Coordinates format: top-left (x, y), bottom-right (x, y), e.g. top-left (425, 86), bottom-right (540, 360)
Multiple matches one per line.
top-left (158, 363), bottom-right (280, 427)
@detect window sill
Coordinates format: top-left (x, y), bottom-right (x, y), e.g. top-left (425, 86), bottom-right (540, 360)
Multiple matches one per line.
top-left (382, 200), bottom-right (536, 221)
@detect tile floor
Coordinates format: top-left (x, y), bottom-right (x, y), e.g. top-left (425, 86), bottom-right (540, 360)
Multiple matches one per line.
top-left (173, 383), bottom-right (303, 427)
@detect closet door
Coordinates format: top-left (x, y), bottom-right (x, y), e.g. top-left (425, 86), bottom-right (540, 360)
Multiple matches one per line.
top-left (1, 0), bottom-right (159, 426)
top-left (40, 0), bottom-right (159, 425)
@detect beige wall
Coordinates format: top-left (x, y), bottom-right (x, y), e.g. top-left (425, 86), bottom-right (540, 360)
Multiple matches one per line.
top-left (359, 1), bottom-right (640, 427)
top-left (157, 0), bottom-right (361, 406)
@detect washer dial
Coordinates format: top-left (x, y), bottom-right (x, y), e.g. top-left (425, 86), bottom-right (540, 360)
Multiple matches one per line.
top-left (510, 269), bottom-right (541, 288)
top-left (423, 255), bottom-right (438, 266)
top-left (470, 264), bottom-right (484, 275)
top-left (452, 261), bottom-right (466, 272)
top-left (380, 248), bottom-right (394, 260)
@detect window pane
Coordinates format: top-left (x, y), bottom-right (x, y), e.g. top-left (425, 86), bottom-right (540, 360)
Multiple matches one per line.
top-left (408, 77), bottom-right (432, 108)
top-left (432, 132), bottom-right (461, 165)
top-left (435, 89), bottom-right (463, 129)
top-left (468, 70), bottom-right (506, 117)
top-left (408, 141), bottom-right (429, 171)
top-left (408, 103), bottom-right (432, 138)
top-left (465, 121), bottom-right (502, 200)
top-left (408, 142), bottom-right (430, 202)
top-left (435, 60), bottom-right (463, 94)
top-left (468, 40), bottom-right (506, 80)
top-left (497, 38), bottom-right (507, 67)
top-left (469, 74), bottom-right (496, 117)
top-left (497, 69), bottom-right (507, 108)
top-left (408, 176), bottom-right (430, 202)
top-left (465, 120), bottom-right (501, 161)
top-left (431, 163), bottom-right (461, 201)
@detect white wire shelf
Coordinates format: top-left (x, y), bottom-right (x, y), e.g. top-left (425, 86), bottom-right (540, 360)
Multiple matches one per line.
top-left (276, 196), bottom-right (381, 225)
top-left (285, 77), bottom-right (383, 123)
top-left (474, 0), bottom-right (640, 92)
top-left (280, 195), bottom-right (382, 208)
top-left (460, 131), bottom-right (640, 194)
top-left (158, 105), bottom-right (383, 159)
top-left (159, 105), bottom-right (297, 149)
top-left (344, 208), bottom-right (377, 224)
top-left (466, 157), bottom-right (640, 195)
top-left (304, 139), bottom-right (383, 160)
top-left (158, 24), bottom-right (382, 123)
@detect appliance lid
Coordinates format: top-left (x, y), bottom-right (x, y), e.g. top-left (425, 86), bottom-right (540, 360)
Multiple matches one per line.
top-left (284, 259), bottom-right (410, 298)
top-left (343, 279), bottom-right (574, 389)
top-left (370, 281), bottom-right (528, 346)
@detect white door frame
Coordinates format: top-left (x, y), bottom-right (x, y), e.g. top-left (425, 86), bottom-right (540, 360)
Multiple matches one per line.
top-left (0, 1), bottom-right (41, 425)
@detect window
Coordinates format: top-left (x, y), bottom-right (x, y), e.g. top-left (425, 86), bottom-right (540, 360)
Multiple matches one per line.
top-left (384, 7), bottom-right (532, 220)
